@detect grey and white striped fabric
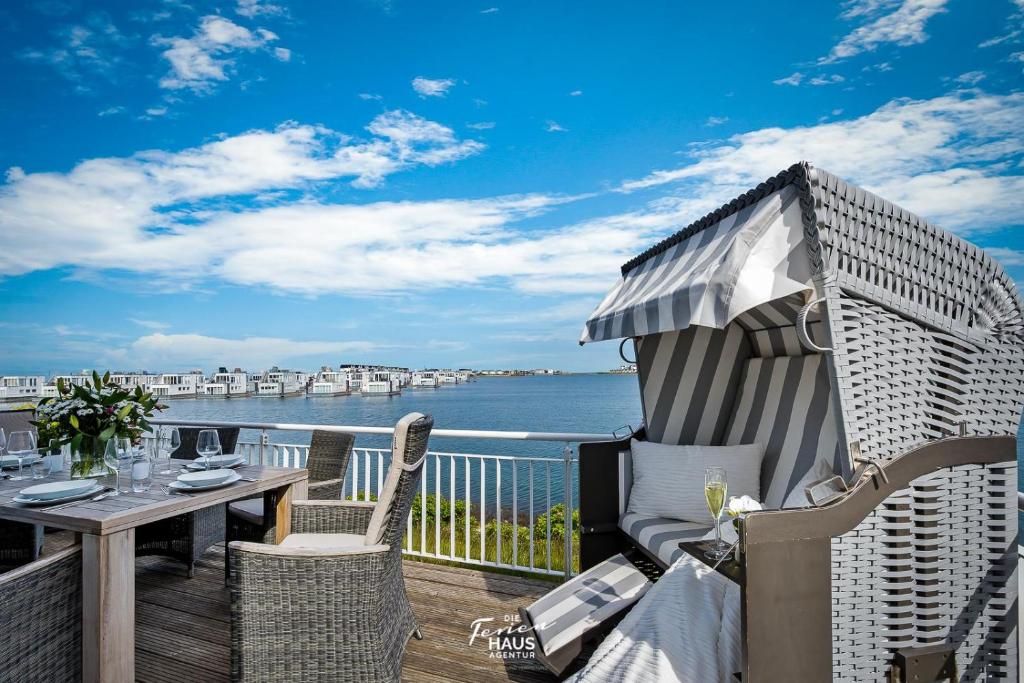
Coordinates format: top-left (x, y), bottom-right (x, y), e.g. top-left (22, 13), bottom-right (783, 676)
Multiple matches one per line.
top-left (636, 325), bottom-right (750, 445)
top-left (723, 354), bottom-right (841, 509)
top-left (618, 513), bottom-right (713, 567)
top-left (525, 553), bottom-right (650, 660)
top-left (581, 184), bottom-right (811, 343)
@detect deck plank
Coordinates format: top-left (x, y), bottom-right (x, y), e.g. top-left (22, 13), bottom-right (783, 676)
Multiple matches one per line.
top-left (129, 545), bottom-right (577, 682)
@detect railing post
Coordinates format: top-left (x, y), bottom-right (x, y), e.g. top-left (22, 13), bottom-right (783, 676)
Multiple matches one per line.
top-left (563, 444), bottom-right (573, 580)
top-left (259, 429), bottom-right (267, 465)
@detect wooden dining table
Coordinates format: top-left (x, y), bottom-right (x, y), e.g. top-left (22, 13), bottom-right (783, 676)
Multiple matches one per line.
top-left (0, 459), bottom-right (308, 683)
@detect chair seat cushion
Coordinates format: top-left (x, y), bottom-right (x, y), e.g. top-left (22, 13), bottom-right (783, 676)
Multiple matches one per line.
top-left (522, 553), bottom-right (650, 676)
top-left (619, 513), bottom-right (713, 567)
top-left (279, 533), bottom-right (366, 549)
top-left (228, 498), bottom-right (264, 526)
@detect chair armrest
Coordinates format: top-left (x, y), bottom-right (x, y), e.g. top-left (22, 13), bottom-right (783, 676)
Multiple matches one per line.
top-left (290, 500), bottom-right (376, 535)
top-left (308, 478), bottom-right (344, 500)
top-left (228, 540), bottom-right (388, 558)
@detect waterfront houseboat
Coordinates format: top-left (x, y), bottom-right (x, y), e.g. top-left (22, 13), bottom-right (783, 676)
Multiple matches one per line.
top-left (257, 367), bottom-right (305, 397)
top-left (108, 372), bottom-right (158, 392)
top-left (0, 375), bottom-right (45, 402)
top-left (411, 370), bottom-right (439, 388)
top-left (200, 368), bottom-right (252, 398)
top-left (148, 371), bottom-right (203, 399)
top-left (309, 367), bottom-right (350, 396)
top-left (39, 372), bottom-right (92, 397)
top-left (361, 370), bottom-right (401, 396)
top-left (437, 370), bottom-right (459, 385)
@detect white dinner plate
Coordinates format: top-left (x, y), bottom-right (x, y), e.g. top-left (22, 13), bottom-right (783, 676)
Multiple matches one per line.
top-left (167, 470), bottom-right (242, 492)
top-left (187, 455), bottom-right (244, 470)
top-left (19, 479), bottom-right (95, 500)
top-left (13, 482), bottom-right (104, 506)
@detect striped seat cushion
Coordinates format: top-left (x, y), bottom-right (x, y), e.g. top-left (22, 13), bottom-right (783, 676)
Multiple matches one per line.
top-left (723, 354), bottom-right (840, 509)
top-left (523, 553), bottom-right (650, 675)
top-left (619, 512), bottom-right (712, 567)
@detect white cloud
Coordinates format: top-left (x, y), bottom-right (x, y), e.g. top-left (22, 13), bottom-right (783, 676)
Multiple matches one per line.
top-left (987, 247), bottom-right (1024, 266)
top-left (704, 116), bottom-right (728, 126)
top-left (145, 106), bottom-right (168, 116)
top-left (808, 74), bottom-right (846, 86)
top-left (569, 90), bottom-right (583, 96)
top-left (467, 121), bottom-right (496, 130)
top-left (773, 72), bottom-right (804, 86)
top-left (358, 92), bottom-right (383, 101)
top-left (273, 46), bottom-right (291, 61)
top-left (953, 71), bottom-right (987, 85)
top-left (821, 0), bottom-right (948, 64)
top-left (122, 333), bottom-right (375, 369)
top-left (545, 120), bottom-right (567, 132)
top-left (236, 0), bottom-right (286, 18)
top-left (154, 15), bottom-right (286, 93)
top-left (98, 105), bottom-right (125, 117)
top-left (18, 13), bottom-right (129, 86)
top-left (130, 319), bottom-right (170, 330)
top-left (412, 76), bottom-right (456, 97)
top-left (619, 90), bottom-right (1024, 232)
top-left (480, 7), bottom-right (500, 14)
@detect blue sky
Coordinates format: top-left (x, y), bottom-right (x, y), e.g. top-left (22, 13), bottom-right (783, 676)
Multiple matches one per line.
top-left (0, 0), bottom-right (1022, 375)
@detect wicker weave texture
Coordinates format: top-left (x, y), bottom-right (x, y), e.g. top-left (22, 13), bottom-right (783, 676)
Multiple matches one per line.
top-left (0, 546), bottom-right (82, 682)
top-left (229, 414), bottom-right (433, 682)
top-left (831, 462), bottom-right (1017, 681)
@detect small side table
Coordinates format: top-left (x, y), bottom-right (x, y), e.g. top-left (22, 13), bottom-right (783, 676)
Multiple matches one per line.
top-left (677, 540), bottom-right (744, 585)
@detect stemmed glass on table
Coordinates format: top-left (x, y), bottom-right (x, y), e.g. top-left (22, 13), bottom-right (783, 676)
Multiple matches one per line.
top-left (704, 466), bottom-right (731, 561)
top-left (7, 431), bottom-right (37, 482)
top-left (196, 429), bottom-right (221, 470)
top-left (155, 427), bottom-right (180, 475)
top-left (104, 437), bottom-right (133, 495)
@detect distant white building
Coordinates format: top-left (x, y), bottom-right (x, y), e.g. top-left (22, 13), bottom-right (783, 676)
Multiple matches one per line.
top-left (361, 370), bottom-right (401, 396)
top-left (310, 367), bottom-right (350, 396)
top-left (411, 371), bottom-right (439, 388)
top-left (0, 375), bottom-right (45, 401)
top-left (109, 373), bottom-right (158, 392)
top-left (149, 372), bottom-right (203, 399)
top-left (41, 372), bottom-right (93, 397)
top-left (201, 368), bottom-right (252, 398)
top-left (257, 368), bottom-right (305, 397)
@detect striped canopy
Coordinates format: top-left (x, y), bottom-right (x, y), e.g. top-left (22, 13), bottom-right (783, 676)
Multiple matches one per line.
top-left (580, 184), bottom-right (813, 343)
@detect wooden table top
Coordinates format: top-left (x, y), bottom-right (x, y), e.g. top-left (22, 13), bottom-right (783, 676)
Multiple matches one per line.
top-left (678, 540), bottom-right (744, 585)
top-left (0, 459), bottom-right (307, 536)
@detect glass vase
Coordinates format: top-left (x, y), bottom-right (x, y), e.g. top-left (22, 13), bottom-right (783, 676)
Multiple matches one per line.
top-left (70, 438), bottom-right (114, 480)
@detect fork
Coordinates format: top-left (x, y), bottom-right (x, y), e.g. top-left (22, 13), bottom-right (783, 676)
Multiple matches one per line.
top-left (46, 488), bottom-right (114, 511)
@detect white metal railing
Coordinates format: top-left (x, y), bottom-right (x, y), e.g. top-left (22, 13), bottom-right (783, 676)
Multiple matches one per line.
top-left (150, 418), bottom-right (616, 578)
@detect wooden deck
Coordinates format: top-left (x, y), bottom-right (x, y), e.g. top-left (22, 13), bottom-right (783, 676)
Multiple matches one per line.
top-left (132, 544), bottom-right (573, 683)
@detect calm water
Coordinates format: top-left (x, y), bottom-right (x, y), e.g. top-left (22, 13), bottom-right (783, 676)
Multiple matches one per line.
top-left (159, 374), bottom-right (642, 513)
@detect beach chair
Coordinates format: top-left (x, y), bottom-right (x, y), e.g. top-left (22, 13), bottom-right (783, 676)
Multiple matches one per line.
top-left (564, 163), bottom-right (1020, 681)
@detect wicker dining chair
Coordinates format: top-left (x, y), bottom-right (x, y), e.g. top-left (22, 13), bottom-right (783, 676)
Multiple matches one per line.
top-left (0, 545), bottom-right (82, 682)
top-left (135, 426), bottom-right (240, 576)
top-left (226, 430), bottom-right (354, 546)
top-left (228, 413), bottom-right (433, 683)
top-left (0, 408), bottom-right (45, 570)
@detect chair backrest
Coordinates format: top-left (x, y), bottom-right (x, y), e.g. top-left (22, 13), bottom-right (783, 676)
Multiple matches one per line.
top-left (0, 545), bottom-right (81, 681)
top-left (364, 412), bottom-right (433, 546)
top-left (175, 426), bottom-right (241, 460)
top-left (306, 430), bottom-right (354, 483)
top-left (723, 353), bottom-right (840, 509)
top-left (0, 409), bottom-right (35, 438)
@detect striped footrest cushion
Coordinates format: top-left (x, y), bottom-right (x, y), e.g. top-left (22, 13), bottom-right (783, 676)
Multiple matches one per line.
top-left (519, 554), bottom-right (651, 676)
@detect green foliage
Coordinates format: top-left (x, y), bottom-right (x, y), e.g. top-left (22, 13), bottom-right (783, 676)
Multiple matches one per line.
top-left (534, 503), bottom-right (580, 540)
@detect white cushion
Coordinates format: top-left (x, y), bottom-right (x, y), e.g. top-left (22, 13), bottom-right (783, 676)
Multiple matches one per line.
top-left (626, 438), bottom-right (763, 524)
top-left (279, 532), bottom-right (366, 549)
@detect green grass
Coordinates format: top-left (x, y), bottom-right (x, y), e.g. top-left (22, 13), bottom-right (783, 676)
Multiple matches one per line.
top-left (350, 492), bottom-right (580, 576)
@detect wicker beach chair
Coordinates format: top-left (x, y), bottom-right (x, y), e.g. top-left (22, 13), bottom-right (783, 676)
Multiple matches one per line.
top-left (228, 413), bottom-right (433, 683)
top-left (574, 163), bottom-right (1021, 682)
top-left (0, 408), bottom-right (45, 569)
top-left (0, 545), bottom-right (82, 682)
top-left (135, 426), bottom-right (240, 576)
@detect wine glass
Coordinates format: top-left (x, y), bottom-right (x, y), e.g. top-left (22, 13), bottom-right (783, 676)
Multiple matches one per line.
top-left (104, 438), bottom-right (132, 494)
top-left (7, 431), bottom-right (37, 482)
top-left (196, 430), bottom-right (221, 470)
top-left (156, 427), bottom-right (179, 475)
top-left (0, 428), bottom-right (7, 474)
top-left (704, 466), bottom-right (730, 560)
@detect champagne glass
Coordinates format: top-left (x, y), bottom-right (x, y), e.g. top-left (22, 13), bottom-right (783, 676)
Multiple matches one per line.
top-left (704, 466), bottom-right (730, 560)
top-left (196, 430), bottom-right (221, 470)
top-left (104, 438), bottom-right (132, 495)
top-left (0, 428), bottom-right (7, 474)
top-left (7, 431), bottom-right (36, 481)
